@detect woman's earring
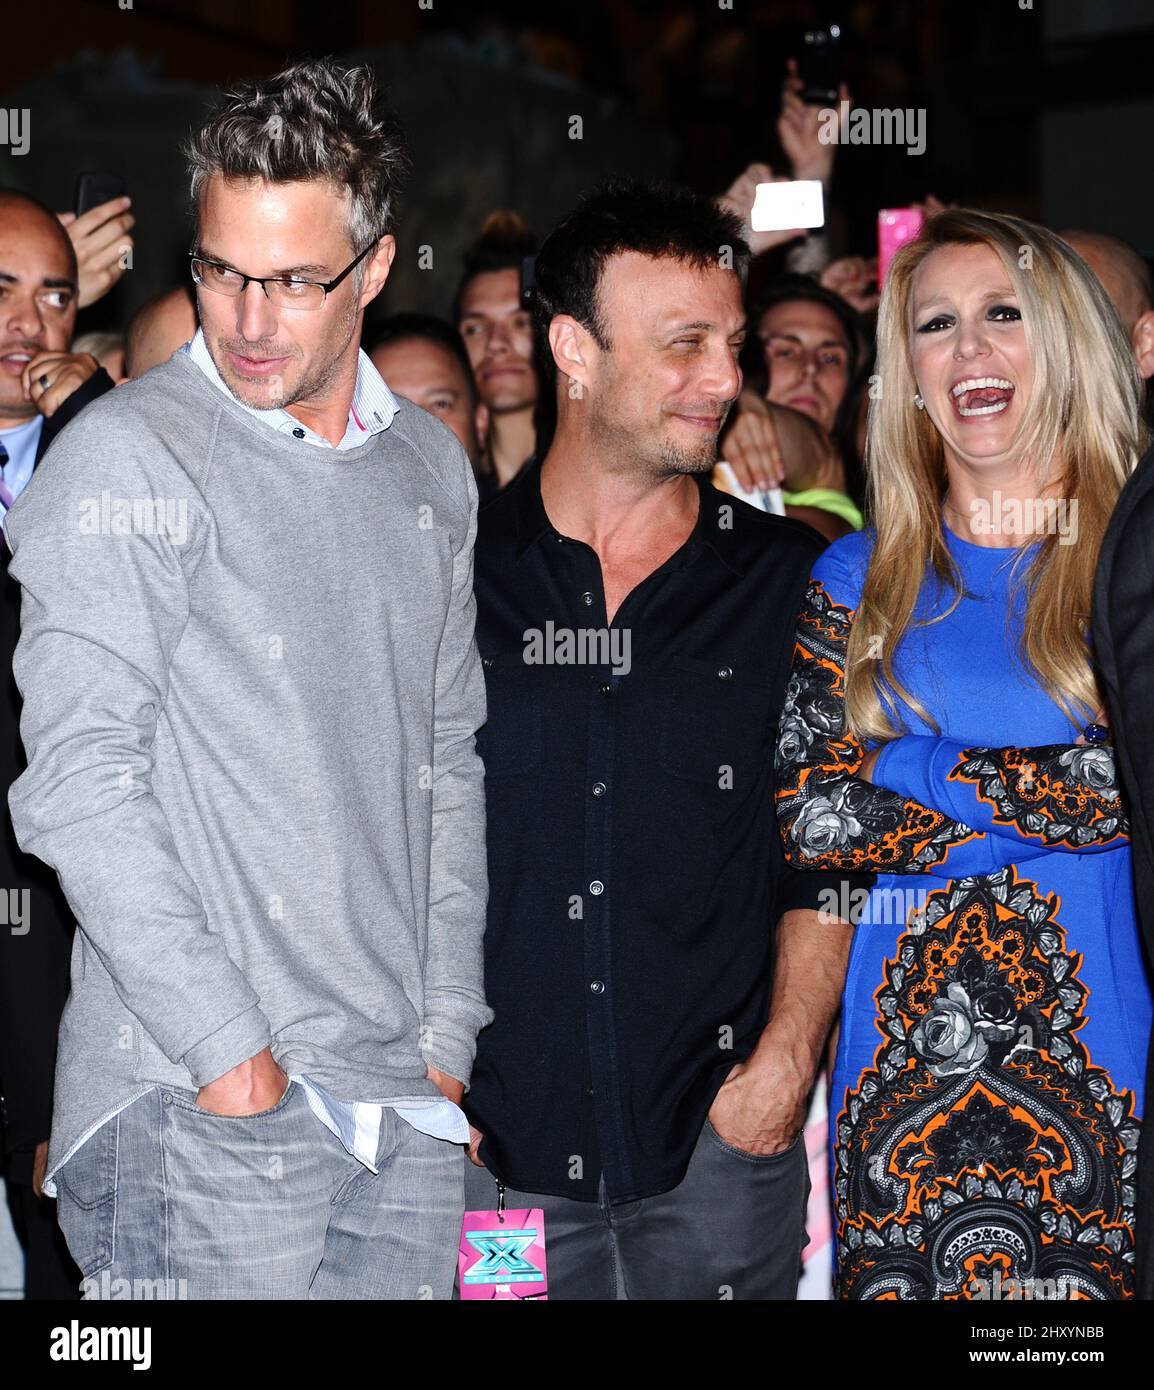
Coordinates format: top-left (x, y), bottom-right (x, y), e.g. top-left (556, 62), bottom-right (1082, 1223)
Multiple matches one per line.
top-left (914, 393), bottom-right (925, 410)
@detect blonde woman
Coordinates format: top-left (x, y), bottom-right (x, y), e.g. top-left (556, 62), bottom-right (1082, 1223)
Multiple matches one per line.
top-left (774, 210), bottom-right (1151, 1300)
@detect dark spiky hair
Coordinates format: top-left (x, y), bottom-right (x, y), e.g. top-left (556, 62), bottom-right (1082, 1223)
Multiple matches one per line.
top-left (532, 178), bottom-right (749, 384)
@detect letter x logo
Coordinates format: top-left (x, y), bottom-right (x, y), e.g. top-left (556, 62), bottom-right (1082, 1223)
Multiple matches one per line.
top-left (463, 1228), bottom-right (541, 1284)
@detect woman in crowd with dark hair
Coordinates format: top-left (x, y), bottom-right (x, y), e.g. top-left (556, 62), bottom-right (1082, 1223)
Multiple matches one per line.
top-left (718, 274), bottom-right (868, 535)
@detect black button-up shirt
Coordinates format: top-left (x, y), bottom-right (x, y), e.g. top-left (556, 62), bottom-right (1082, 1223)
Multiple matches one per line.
top-left (467, 461), bottom-right (872, 1202)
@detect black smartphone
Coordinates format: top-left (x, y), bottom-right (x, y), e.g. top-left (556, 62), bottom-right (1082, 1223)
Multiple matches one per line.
top-left (798, 24), bottom-right (843, 106)
top-left (75, 172), bottom-right (125, 217)
top-left (519, 254), bottom-right (536, 310)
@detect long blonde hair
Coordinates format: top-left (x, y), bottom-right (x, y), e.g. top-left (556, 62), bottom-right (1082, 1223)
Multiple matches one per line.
top-left (847, 209), bottom-right (1148, 741)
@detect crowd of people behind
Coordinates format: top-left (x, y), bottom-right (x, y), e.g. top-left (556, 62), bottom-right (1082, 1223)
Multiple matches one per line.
top-left (2, 54), bottom-right (1154, 1303)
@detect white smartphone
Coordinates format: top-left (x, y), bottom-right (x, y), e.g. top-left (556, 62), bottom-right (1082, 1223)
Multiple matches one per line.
top-left (751, 180), bottom-right (825, 233)
top-left (715, 462), bottom-right (786, 516)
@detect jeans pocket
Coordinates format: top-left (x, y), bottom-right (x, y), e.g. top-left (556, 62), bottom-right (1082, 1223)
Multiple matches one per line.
top-left (168, 1078), bottom-right (297, 1121)
top-left (703, 1118), bottom-right (805, 1165)
top-left (56, 1116), bottom-right (119, 1277)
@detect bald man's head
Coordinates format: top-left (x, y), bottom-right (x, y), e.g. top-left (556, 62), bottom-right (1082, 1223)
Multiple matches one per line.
top-left (1061, 230), bottom-right (1153, 331)
top-left (125, 285), bottom-right (198, 379)
top-left (1061, 230), bottom-right (1154, 384)
top-left (0, 189), bottom-right (81, 425)
top-left (0, 189), bottom-right (78, 279)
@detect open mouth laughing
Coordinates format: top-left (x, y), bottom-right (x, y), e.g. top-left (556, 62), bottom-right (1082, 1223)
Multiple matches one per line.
top-left (950, 375), bottom-right (1015, 418)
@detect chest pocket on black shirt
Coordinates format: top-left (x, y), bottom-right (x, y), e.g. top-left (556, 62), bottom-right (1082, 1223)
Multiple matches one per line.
top-left (476, 655), bottom-right (544, 779)
top-left (658, 655), bottom-right (776, 788)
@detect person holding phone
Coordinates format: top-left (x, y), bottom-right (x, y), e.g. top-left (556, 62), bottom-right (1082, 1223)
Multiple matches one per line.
top-left (775, 209), bottom-right (1151, 1299)
top-left (58, 186), bottom-right (134, 311)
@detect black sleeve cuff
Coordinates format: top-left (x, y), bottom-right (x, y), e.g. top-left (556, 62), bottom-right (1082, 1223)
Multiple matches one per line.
top-left (45, 365), bottom-right (115, 438)
top-left (775, 866), bottom-right (876, 925)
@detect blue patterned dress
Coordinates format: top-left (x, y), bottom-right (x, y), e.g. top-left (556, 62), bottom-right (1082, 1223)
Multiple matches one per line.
top-left (775, 524), bottom-right (1151, 1299)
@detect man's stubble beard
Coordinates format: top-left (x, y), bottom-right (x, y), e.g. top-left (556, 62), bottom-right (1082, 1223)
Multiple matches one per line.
top-left (657, 433), bottom-right (720, 477)
top-left (587, 390), bottom-right (725, 482)
top-left (215, 295), bottom-right (359, 412)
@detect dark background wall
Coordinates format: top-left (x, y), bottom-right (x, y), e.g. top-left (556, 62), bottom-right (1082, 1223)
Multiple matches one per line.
top-left (2, 0), bottom-right (1153, 336)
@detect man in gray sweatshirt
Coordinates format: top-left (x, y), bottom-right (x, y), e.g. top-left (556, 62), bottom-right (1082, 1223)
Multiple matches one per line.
top-left (1, 59), bottom-right (491, 1299)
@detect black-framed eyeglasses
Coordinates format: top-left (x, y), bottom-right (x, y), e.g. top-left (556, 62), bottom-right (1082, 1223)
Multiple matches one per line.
top-left (188, 238), bottom-right (379, 311)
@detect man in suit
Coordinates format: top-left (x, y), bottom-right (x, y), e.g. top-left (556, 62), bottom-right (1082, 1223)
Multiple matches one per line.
top-left (0, 189), bottom-right (114, 1297)
top-left (1093, 439), bottom-right (1154, 1302)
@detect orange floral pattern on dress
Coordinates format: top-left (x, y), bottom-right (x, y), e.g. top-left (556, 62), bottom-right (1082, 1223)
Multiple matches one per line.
top-left (775, 580), bottom-right (980, 872)
top-left (948, 745), bottom-right (1127, 849)
top-left (834, 869), bottom-right (1138, 1300)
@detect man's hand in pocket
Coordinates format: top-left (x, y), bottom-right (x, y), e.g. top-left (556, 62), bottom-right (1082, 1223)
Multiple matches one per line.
top-left (195, 1047), bottom-right (289, 1115)
top-left (466, 1125), bottom-right (486, 1168)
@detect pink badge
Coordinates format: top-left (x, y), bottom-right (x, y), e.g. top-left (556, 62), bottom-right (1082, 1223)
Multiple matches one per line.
top-left (458, 1207), bottom-right (548, 1300)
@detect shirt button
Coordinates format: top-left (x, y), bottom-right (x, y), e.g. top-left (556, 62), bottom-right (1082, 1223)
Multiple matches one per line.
top-left (592, 781), bottom-right (607, 797)
top-left (582, 591), bottom-right (594, 606)
top-left (292, 427), bottom-right (306, 439)
top-left (481, 656), bottom-right (493, 669)
top-left (589, 880), bottom-right (604, 895)
top-left (589, 980), bottom-right (605, 994)
top-left (161, 1092), bottom-right (173, 1104)
top-left (717, 666), bottom-right (733, 680)
top-left (599, 683), bottom-right (612, 696)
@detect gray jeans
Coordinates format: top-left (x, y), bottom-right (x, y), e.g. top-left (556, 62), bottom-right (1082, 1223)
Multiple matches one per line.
top-left (461, 1118), bottom-right (811, 1300)
top-left (55, 1082), bottom-right (463, 1299)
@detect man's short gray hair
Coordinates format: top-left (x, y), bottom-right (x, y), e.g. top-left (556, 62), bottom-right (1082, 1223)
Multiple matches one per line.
top-left (183, 58), bottom-right (408, 256)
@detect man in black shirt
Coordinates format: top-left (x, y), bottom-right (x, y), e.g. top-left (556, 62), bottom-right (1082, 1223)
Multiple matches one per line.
top-left (463, 180), bottom-right (872, 1299)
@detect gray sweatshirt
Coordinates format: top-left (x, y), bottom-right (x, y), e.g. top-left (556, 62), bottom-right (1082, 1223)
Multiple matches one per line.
top-left (3, 348), bottom-right (493, 1184)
